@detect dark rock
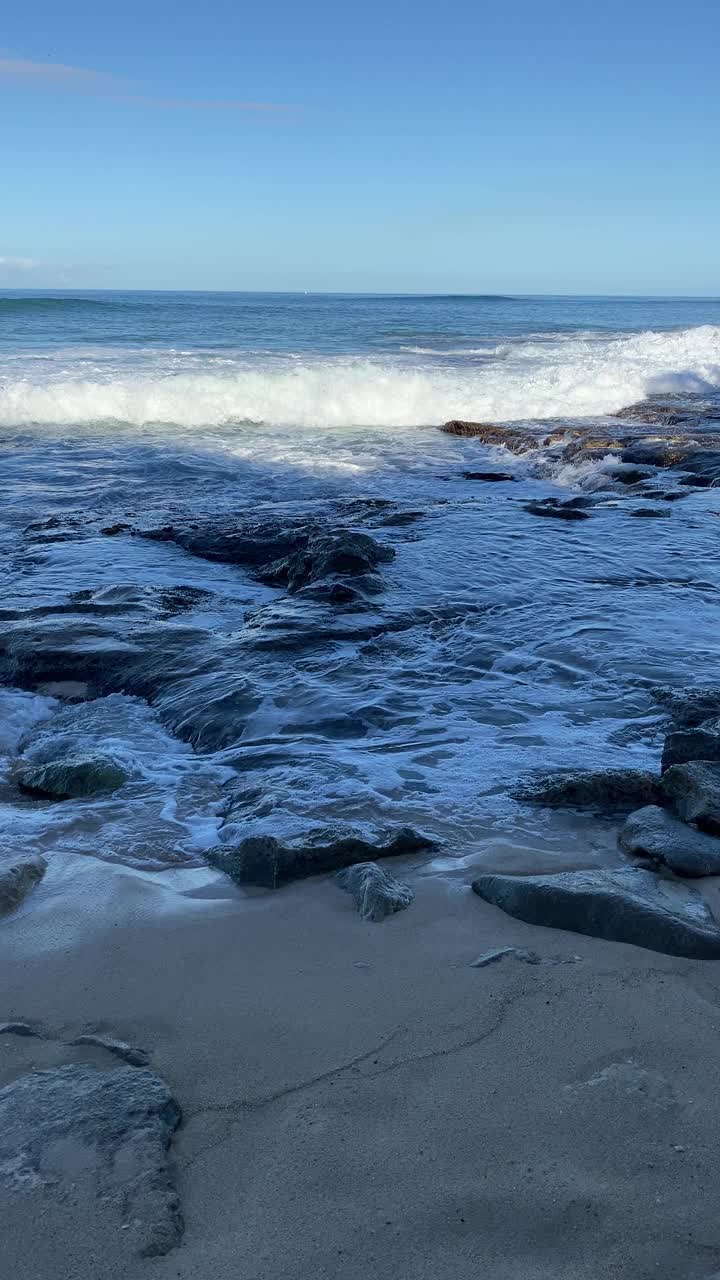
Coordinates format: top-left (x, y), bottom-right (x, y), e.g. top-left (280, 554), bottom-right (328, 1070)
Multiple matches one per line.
top-left (606, 467), bottom-right (655, 486)
top-left (259, 530), bottom-right (394, 593)
top-left (440, 421), bottom-right (539, 452)
top-left (141, 517), bottom-right (308, 568)
top-left (513, 767), bottom-right (661, 811)
top-left (524, 500), bottom-right (590, 521)
top-left (336, 861), bottom-right (414, 922)
top-left (629, 507), bottom-right (671, 518)
top-left (0, 1022), bottom-right (43, 1037)
top-left (611, 401), bottom-right (698, 426)
top-left (472, 866), bottom-right (720, 957)
top-left (100, 523), bottom-right (132, 536)
top-left (673, 449), bottom-right (720, 485)
top-left (462, 471), bottom-right (516, 482)
top-left (71, 1034), bottom-right (150, 1067)
top-left (661, 762), bottom-right (720, 835)
top-left (0, 855), bottom-right (47, 916)
top-left (662, 720), bottom-right (720, 771)
top-left (621, 442), bottom-right (695, 468)
top-left (209, 826), bottom-right (435, 890)
top-left (0, 1064), bottom-right (182, 1257)
top-left (619, 804), bottom-right (720, 876)
top-left (16, 753), bottom-right (128, 800)
top-left (678, 473), bottom-right (715, 488)
top-left (654, 687), bottom-right (720, 729)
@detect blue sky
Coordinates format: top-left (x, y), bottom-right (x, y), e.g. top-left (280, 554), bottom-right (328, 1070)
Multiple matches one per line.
top-left (2, 0), bottom-right (719, 293)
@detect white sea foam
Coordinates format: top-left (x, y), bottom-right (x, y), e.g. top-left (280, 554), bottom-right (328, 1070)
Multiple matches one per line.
top-left (0, 324), bottom-right (718, 430)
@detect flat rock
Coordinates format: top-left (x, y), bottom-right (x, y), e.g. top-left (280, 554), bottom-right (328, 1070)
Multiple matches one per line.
top-left (524, 500), bottom-right (590, 521)
top-left (462, 470), bottom-right (516, 482)
top-left (16, 752), bottom-right (128, 800)
top-left (0, 1064), bottom-right (182, 1257)
top-left (661, 761), bottom-right (720, 835)
top-left (662, 720), bottom-right (720, 771)
top-left (335, 861), bottom-right (414, 922)
top-left (210, 826), bottom-right (434, 889)
top-left (440, 421), bottom-right (539, 452)
top-left (629, 507), bottom-right (671, 518)
top-left (514, 767), bottom-right (661, 811)
top-left (71, 1034), bottom-right (150, 1067)
top-left (472, 866), bottom-right (720, 957)
top-left (619, 803), bottom-right (720, 877)
top-left (0, 855), bottom-right (47, 916)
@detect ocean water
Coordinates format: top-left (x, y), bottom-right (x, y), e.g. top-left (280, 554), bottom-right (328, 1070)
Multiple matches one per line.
top-left (1, 291), bottom-right (720, 882)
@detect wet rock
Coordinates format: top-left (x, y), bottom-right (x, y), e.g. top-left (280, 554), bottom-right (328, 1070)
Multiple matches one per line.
top-left (513, 767), bottom-right (661, 811)
top-left (662, 720), bottom-right (720, 771)
top-left (0, 1064), bottom-right (182, 1257)
top-left (524, 499), bottom-right (590, 521)
top-left (629, 507), bottom-right (671, 518)
top-left (605, 466), bottom-right (655, 486)
top-left (470, 946), bottom-right (542, 967)
top-left (141, 516), bottom-right (307, 568)
top-left (336, 861), bottom-right (414, 922)
top-left (621, 441), bottom-right (695, 468)
top-left (661, 762), bottom-right (720, 835)
top-left (619, 805), bottom-right (720, 877)
top-left (100, 522), bottom-right (132, 536)
top-left (611, 400), bottom-right (699, 426)
top-left (0, 1022), bottom-right (43, 1037)
top-left (440, 421), bottom-right (539, 452)
top-left (673, 450), bottom-right (720, 486)
top-left (0, 855), bottom-right (47, 916)
top-left (259, 530), bottom-right (394, 593)
top-left (472, 866), bottom-right (720, 957)
top-left (653, 686), bottom-right (720, 729)
top-left (16, 752), bottom-right (128, 800)
top-left (462, 470), bottom-right (516, 482)
top-left (210, 826), bottom-right (434, 890)
top-left (72, 1034), bottom-right (150, 1067)
top-left (678, 473), bottom-right (716, 488)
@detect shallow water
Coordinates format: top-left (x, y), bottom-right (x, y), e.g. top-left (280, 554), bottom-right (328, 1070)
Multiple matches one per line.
top-left (1, 292), bottom-right (719, 880)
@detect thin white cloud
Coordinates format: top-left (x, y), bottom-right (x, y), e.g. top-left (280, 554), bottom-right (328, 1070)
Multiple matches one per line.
top-left (0, 56), bottom-right (291, 112)
top-left (0, 256), bottom-right (42, 270)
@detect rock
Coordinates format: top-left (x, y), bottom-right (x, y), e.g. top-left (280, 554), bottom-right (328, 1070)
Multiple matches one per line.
top-left (472, 867), bottom-right (720, 957)
top-left (524, 499), bottom-right (590, 521)
top-left (621, 441), bottom-right (695, 468)
top-left (605, 466), bottom-right (655, 486)
top-left (0, 1022), bottom-right (43, 1037)
top-left (660, 762), bottom-right (720, 835)
top-left (629, 507), bottom-right (671, 518)
top-left (619, 804), bottom-right (720, 876)
top-left (335, 862), bottom-right (414, 922)
top-left (678, 473), bottom-right (715, 488)
top-left (513, 767), bottom-right (661, 811)
top-left (71, 1035), bottom-right (150, 1067)
top-left (259, 530), bottom-right (394, 594)
top-left (16, 752), bottom-right (128, 800)
top-left (0, 1064), bottom-right (182, 1257)
top-left (654, 687), bottom-right (720, 729)
top-left (462, 471), bottom-right (516, 482)
top-left (0, 855), bottom-right (47, 916)
top-left (470, 946), bottom-right (542, 968)
top-left (100, 522), bottom-right (132, 536)
top-left (611, 400), bottom-right (698, 426)
top-left (141, 516), bottom-right (308, 569)
top-left (440, 421), bottom-right (539, 452)
top-left (662, 720), bottom-right (720, 771)
top-left (209, 826), bottom-right (435, 890)
top-left (673, 450), bottom-right (720, 486)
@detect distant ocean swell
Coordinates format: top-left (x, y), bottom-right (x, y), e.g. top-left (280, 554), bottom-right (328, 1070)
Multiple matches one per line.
top-left (0, 323), bottom-right (719, 429)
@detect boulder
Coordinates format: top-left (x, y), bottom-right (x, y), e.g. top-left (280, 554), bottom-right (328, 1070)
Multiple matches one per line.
top-left (513, 767), bottom-right (661, 811)
top-left (0, 855), bottom-right (47, 915)
top-left (619, 804), bottom-right (720, 876)
top-left (336, 861), bottom-right (414, 922)
top-left (653, 687), bottom-right (720, 729)
top-left (660, 762), bottom-right (720, 835)
top-left (209, 826), bottom-right (434, 890)
top-left (472, 866), bottom-right (720, 957)
top-left (440, 421), bottom-right (539, 452)
top-left (662, 720), bottom-right (720, 771)
top-left (0, 1064), bottom-right (182, 1257)
top-left (16, 753), bottom-right (128, 800)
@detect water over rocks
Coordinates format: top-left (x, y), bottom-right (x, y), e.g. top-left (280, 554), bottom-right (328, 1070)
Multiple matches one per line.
top-left (209, 826), bottom-right (434, 890)
top-left (336, 861), bottom-right (414, 921)
top-left (514, 767), bottom-right (662, 811)
top-left (619, 805), bottom-right (720, 877)
top-left (473, 867), bottom-right (720, 957)
top-left (524, 498), bottom-right (591, 521)
top-left (0, 855), bottom-right (47, 915)
top-left (0, 1063), bottom-right (183, 1256)
top-left (16, 752), bottom-right (128, 800)
top-left (440, 421), bottom-right (539, 451)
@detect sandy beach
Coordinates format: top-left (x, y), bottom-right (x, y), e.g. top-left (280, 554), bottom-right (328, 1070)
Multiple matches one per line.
top-left (3, 850), bottom-right (720, 1280)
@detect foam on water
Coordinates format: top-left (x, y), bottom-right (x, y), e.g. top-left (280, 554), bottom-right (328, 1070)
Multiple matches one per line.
top-left (0, 323), bottom-right (718, 429)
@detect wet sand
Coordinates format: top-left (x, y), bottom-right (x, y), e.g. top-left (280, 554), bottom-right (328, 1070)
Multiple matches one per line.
top-left (3, 853), bottom-right (720, 1280)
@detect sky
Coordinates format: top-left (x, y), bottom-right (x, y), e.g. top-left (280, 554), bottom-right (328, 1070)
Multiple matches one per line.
top-left (1, 0), bottom-right (719, 294)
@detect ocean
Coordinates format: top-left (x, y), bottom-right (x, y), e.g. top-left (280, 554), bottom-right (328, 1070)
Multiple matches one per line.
top-left (1, 290), bottom-right (719, 878)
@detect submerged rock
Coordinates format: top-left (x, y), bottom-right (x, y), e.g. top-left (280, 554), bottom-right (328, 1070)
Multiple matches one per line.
top-left (0, 855), bottom-right (47, 915)
top-left (16, 752), bottom-right (128, 800)
top-left (629, 507), bottom-right (671, 518)
top-left (662, 720), bottom-right (720, 771)
top-left (524, 499), bottom-right (590, 521)
top-left (209, 826), bottom-right (434, 889)
top-left (619, 804), bottom-right (720, 876)
top-left (514, 767), bottom-right (661, 811)
top-left (0, 1064), bottom-right (182, 1257)
top-left (472, 866), bottom-right (720, 957)
top-left (258, 530), bottom-right (394, 593)
top-left (462, 470), bottom-right (516, 482)
top-left (336, 861), bottom-right (414, 922)
top-left (660, 762), bottom-right (720, 835)
top-left (440, 421), bottom-right (539, 452)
